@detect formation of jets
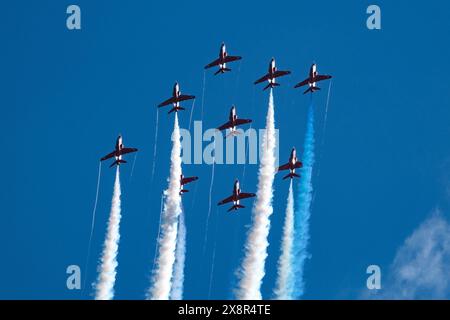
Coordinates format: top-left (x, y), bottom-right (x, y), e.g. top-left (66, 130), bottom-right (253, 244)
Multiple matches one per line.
top-left (101, 42), bottom-right (332, 213)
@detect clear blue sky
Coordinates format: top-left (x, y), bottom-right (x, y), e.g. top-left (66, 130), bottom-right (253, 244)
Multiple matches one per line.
top-left (1, 0), bottom-right (449, 299)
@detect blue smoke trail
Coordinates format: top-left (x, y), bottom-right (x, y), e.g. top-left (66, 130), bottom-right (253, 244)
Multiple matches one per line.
top-left (293, 100), bottom-right (315, 299)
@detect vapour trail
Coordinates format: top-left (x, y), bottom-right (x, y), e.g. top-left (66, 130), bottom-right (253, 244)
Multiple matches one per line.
top-left (316, 80), bottom-right (332, 180)
top-left (95, 167), bottom-right (122, 300)
top-left (170, 207), bottom-right (186, 300)
top-left (83, 161), bottom-right (102, 293)
top-left (202, 139), bottom-right (216, 255)
top-left (235, 89), bottom-right (277, 300)
top-left (274, 180), bottom-right (295, 300)
top-left (207, 209), bottom-right (220, 299)
top-left (241, 86), bottom-right (256, 186)
top-left (200, 71), bottom-right (206, 121)
top-left (130, 152), bottom-right (138, 179)
top-left (322, 80), bottom-right (332, 142)
top-left (152, 192), bottom-right (165, 274)
top-left (188, 98), bottom-right (196, 132)
top-left (150, 108), bottom-right (159, 184)
top-left (148, 113), bottom-right (183, 300)
top-left (293, 100), bottom-right (315, 299)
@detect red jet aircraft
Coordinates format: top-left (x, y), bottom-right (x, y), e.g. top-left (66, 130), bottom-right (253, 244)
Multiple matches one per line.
top-left (278, 147), bottom-right (303, 180)
top-left (205, 42), bottom-right (242, 75)
top-left (100, 135), bottom-right (138, 168)
top-left (180, 174), bottom-right (199, 195)
top-left (158, 82), bottom-right (195, 114)
top-left (254, 58), bottom-right (291, 90)
top-left (294, 63), bottom-right (332, 94)
top-left (216, 105), bottom-right (252, 137)
top-left (218, 180), bottom-right (255, 212)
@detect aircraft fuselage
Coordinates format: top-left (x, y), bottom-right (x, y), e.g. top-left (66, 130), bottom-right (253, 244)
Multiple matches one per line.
top-left (115, 136), bottom-right (123, 160)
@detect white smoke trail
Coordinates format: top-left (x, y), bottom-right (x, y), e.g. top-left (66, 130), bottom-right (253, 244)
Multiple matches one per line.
top-left (274, 180), bottom-right (295, 300)
top-left (95, 167), bottom-right (122, 300)
top-left (236, 89), bottom-right (277, 300)
top-left (83, 161), bottom-right (102, 293)
top-left (151, 108), bottom-right (159, 184)
top-left (148, 113), bottom-right (183, 300)
top-left (170, 208), bottom-right (187, 300)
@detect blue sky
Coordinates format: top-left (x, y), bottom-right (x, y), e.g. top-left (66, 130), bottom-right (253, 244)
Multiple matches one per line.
top-left (1, 1), bottom-right (450, 299)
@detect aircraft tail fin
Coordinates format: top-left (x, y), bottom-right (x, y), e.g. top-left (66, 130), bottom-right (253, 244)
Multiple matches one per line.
top-left (215, 67), bottom-right (232, 75)
top-left (225, 130), bottom-right (241, 138)
top-left (304, 86), bottom-right (320, 94)
top-left (110, 159), bottom-right (127, 168)
top-left (168, 106), bottom-right (185, 114)
top-left (227, 204), bottom-right (245, 212)
top-left (263, 82), bottom-right (280, 91)
top-left (283, 172), bottom-right (300, 180)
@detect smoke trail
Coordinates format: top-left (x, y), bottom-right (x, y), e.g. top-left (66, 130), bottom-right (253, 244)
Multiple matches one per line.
top-left (83, 161), bottom-right (102, 293)
top-left (274, 180), bottom-right (295, 300)
top-left (151, 109), bottom-right (159, 184)
top-left (148, 113), bottom-right (183, 300)
top-left (170, 208), bottom-right (187, 300)
top-left (293, 101), bottom-right (315, 299)
top-left (95, 167), bottom-right (122, 300)
top-left (236, 89), bottom-right (277, 300)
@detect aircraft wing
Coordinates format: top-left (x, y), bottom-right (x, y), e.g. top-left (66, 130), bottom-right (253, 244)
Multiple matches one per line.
top-left (175, 95), bottom-right (196, 103)
top-left (295, 161), bottom-right (303, 169)
top-left (273, 70), bottom-right (291, 78)
top-left (254, 74), bottom-right (270, 84)
top-left (234, 119), bottom-right (252, 126)
top-left (217, 121), bottom-right (233, 131)
top-left (100, 151), bottom-right (116, 161)
top-left (294, 78), bottom-right (310, 88)
top-left (181, 176), bottom-right (198, 185)
top-left (223, 55), bottom-right (242, 63)
top-left (313, 74), bottom-right (332, 82)
top-left (120, 147), bottom-right (138, 156)
top-left (205, 58), bottom-right (221, 69)
top-left (218, 195), bottom-right (234, 205)
top-left (278, 162), bottom-right (290, 171)
top-left (158, 96), bottom-right (177, 107)
top-left (237, 192), bottom-right (256, 200)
